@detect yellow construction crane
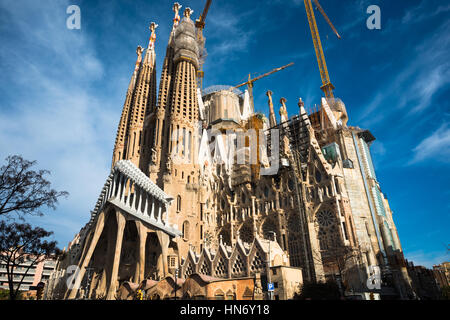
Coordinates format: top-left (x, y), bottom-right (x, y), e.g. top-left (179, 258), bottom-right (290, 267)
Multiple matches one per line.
top-left (195, 0), bottom-right (212, 89)
top-left (304, 0), bottom-right (341, 98)
top-left (231, 62), bottom-right (294, 111)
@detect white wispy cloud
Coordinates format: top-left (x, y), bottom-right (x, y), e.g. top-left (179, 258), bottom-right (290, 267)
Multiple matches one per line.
top-left (404, 249), bottom-right (449, 268)
top-left (358, 18), bottom-right (450, 125)
top-left (0, 0), bottom-right (119, 247)
top-left (206, 8), bottom-right (256, 59)
top-left (402, 0), bottom-right (450, 25)
top-left (410, 122), bottom-right (450, 164)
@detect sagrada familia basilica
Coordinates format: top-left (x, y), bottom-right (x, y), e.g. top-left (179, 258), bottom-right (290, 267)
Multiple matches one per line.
top-left (45, 2), bottom-right (415, 300)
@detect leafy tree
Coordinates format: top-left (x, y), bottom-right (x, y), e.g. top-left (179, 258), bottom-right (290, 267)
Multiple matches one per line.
top-left (0, 289), bottom-right (23, 300)
top-left (0, 221), bottom-right (61, 300)
top-left (0, 155), bottom-right (68, 218)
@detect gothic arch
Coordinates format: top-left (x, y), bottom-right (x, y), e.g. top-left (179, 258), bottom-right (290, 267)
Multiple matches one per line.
top-left (248, 240), bottom-right (266, 274)
top-left (218, 225), bottom-right (231, 246)
top-left (230, 249), bottom-right (247, 277)
top-left (261, 216), bottom-right (278, 240)
top-left (197, 250), bottom-right (213, 276)
top-left (212, 245), bottom-right (229, 278)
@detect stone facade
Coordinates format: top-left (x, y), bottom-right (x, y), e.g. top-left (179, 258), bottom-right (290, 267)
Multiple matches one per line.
top-left (46, 2), bottom-right (415, 300)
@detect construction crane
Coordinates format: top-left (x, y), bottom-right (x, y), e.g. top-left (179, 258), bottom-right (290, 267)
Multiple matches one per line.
top-left (304, 0), bottom-right (341, 98)
top-left (195, 0), bottom-right (212, 89)
top-left (231, 62), bottom-right (294, 112)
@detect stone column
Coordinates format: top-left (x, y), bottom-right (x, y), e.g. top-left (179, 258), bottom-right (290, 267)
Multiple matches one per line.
top-left (106, 211), bottom-right (126, 300)
top-left (67, 211), bottom-right (105, 299)
top-left (156, 230), bottom-right (170, 277)
top-left (134, 221), bottom-right (148, 283)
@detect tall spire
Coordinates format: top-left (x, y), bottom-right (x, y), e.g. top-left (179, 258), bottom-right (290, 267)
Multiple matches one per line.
top-left (111, 46), bottom-right (144, 168)
top-left (144, 22), bottom-right (158, 65)
top-left (158, 6), bottom-right (202, 258)
top-left (145, 4), bottom-right (181, 182)
top-left (279, 97), bottom-right (288, 123)
top-left (266, 90), bottom-right (277, 127)
top-left (123, 22), bottom-right (158, 168)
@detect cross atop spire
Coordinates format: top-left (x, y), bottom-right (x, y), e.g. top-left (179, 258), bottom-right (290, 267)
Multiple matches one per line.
top-left (183, 7), bottom-right (194, 19)
top-left (136, 45), bottom-right (144, 57)
top-left (173, 2), bottom-right (182, 28)
top-left (148, 22), bottom-right (158, 50)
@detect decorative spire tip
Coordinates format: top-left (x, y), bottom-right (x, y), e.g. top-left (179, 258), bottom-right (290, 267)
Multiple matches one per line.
top-left (184, 7), bottom-right (194, 19)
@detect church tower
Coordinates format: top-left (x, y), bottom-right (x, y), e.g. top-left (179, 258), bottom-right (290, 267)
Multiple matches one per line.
top-left (144, 3), bottom-right (181, 182)
top-left (110, 22), bottom-right (158, 169)
top-left (111, 45), bottom-right (144, 168)
top-left (159, 7), bottom-right (202, 259)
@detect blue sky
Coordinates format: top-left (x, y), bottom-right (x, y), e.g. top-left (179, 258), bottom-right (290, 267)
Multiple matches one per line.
top-left (0, 0), bottom-right (448, 267)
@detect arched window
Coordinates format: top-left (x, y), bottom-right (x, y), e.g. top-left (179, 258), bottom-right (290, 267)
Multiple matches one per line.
top-left (182, 221), bottom-right (190, 240)
top-left (214, 289), bottom-right (225, 300)
top-left (177, 195), bottom-right (181, 212)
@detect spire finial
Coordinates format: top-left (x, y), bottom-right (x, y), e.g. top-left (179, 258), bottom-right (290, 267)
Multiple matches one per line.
top-left (173, 2), bottom-right (182, 27)
top-left (279, 97), bottom-right (288, 119)
top-left (136, 45), bottom-right (144, 58)
top-left (298, 97), bottom-right (304, 108)
top-left (266, 90), bottom-right (277, 127)
top-left (184, 7), bottom-right (194, 19)
top-left (148, 22), bottom-right (158, 50)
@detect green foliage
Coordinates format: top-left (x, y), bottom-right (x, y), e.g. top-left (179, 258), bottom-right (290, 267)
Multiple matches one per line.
top-left (0, 289), bottom-right (23, 300)
top-left (0, 221), bottom-right (61, 300)
top-left (293, 281), bottom-right (342, 300)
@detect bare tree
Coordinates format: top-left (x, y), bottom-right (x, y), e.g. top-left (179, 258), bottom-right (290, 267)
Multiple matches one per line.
top-left (0, 155), bottom-right (68, 218)
top-left (0, 221), bottom-right (61, 300)
top-left (312, 244), bottom-right (360, 296)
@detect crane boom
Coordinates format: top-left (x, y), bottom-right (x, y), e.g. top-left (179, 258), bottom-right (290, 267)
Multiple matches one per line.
top-left (231, 62), bottom-right (294, 112)
top-left (312, 0), bottom-right (341, 39)
top-left (304, 0), bottom-right (339, 98)
top-left (233, 62), bottom-right (294, 89)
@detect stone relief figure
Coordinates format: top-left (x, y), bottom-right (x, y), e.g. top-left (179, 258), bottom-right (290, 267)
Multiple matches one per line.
top-left (318, 187), bottom-right (323, 202)
top-left (166, 155), bottom-right (172, 172)
top-left (253, 274), bottom-right (263, 300)
top-left (151, 148), bottom-right (157, 164)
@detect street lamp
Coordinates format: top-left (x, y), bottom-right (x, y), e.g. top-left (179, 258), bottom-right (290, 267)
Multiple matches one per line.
top-left (267, 231), bottom-right (276, 300)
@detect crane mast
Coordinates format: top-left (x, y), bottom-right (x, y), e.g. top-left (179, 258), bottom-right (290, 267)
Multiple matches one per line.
top-left (195, 0), bottom-right (212, 89)
top-left (304, 0), bottom-right (340, 99)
